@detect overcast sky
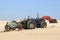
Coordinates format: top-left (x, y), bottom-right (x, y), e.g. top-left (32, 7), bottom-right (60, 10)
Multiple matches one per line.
top-left (0, 0), bottom-right (60, 20)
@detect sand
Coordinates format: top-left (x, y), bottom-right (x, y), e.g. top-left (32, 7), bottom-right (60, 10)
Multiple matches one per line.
top-left (0, 20), bottom-right (60, 40)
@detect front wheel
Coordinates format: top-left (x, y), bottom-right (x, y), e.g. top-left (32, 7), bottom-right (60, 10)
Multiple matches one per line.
top-left (40, 21), bottom-right (47, 28)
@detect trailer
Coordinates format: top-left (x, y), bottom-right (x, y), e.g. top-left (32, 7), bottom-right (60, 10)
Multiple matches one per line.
top-left (40, 16), bottom-right (57, 23)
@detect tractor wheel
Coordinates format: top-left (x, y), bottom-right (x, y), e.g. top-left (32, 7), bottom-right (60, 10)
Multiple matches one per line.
top-left (40, 21), bottom-right (47, 28)
top-left (27, 20), bottom-right (36, 29)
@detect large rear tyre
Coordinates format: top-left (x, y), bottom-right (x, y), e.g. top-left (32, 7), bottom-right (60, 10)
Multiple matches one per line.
top-left (27, 20), bottom-right (36, 29)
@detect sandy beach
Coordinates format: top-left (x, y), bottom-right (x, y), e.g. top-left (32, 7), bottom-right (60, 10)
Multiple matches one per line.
top-left (0, 20), bottom-right (60, 40)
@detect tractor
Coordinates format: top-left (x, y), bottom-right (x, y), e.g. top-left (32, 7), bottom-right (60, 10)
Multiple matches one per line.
top-left (4, 20), bottom-right (22, 32)
top-left (21, 16), bottom-right (47, 29)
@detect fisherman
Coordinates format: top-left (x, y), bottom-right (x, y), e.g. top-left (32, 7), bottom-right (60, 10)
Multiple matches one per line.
top-left (28, 16), bottom-right (32, 20)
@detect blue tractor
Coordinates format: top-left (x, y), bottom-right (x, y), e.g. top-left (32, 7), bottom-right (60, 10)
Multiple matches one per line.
top-left (21, 16), bottom-right (47, 29)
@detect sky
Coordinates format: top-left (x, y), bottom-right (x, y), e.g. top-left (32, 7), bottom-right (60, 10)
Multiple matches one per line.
top-left (0, 0), bottom-right (60, 20)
